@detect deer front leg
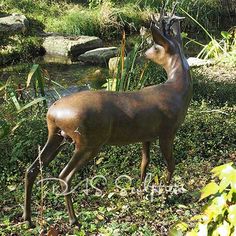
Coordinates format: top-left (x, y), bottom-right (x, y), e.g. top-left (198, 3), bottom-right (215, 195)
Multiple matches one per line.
top-left (59, 148), bottom-right (99, 226)
top-left (141, 142), bottom-right (151, 182)
top-left (23, 134), bottom-right (63, 227)
top-left (159, 135), bottom-right (175, 184)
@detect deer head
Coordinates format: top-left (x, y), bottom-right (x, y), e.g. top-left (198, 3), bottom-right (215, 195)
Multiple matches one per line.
top-left (145, 3), bottom-right (185, 67)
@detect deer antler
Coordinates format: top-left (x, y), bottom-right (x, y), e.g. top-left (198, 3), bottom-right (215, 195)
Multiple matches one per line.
top-left (159, 1), bottom-right (167, 21)
top-left (151, 14), bottom-right (160, 27)
top-left (166, 2), bottom-right (185, 34)
top-left (171, 2), bottom-right (178, 17)
top-left (150, 1), bottom-right (184, 36)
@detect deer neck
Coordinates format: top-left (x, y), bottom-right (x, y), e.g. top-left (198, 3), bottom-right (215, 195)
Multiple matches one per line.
top-left (163, 53), bottom-right (192, 94)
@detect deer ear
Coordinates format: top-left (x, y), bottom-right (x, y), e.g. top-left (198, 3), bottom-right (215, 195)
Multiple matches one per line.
top-left (151, 23), bottom-right (170, 49)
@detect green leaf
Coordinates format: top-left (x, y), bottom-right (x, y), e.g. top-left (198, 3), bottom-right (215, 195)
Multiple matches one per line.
top-left (96, 214), bottom-right (104, 220)
top-left (221, 31), bottom-right (232, 40)
top-left (212, 195), bottom-right (227, 208)
top-left (96, 157), bottom-right (104, 165)
top-left (169, 221), bottom-right (188, 236)
top-left (181, 32), bottom-right (188, 38)
top-left (200, 182), bottom-right (219, 201)
top-left (191, 214), bottom-right (207, 221)
top-left (154, 175), bottom-right (159, 185)
top-left (7, 184), bottom-right (17, 191)
top-left (168, 228), bottom-right (184, 236)
top-left (214, 164), bottom-right (236, 191)
top-left (0, 84), bottom-right (6, 92)
top-left (211, 163), bottom-right (233, 177)
top-left (214, 221), bottom-right (231, 236)
top-left (186, 231), bottom-right (198, 236)
top-left (0, 120), bottom-right (10, 139)
top-left (27, 64), bottom-right (46, 99)
top-left (108, 192), bottom-right (115, 199)
top-left (228, 205), bottom-right (236, 225)
top-left (219, 177), bottom-right (231, 192)
top-left (9, 91), bottom-right (21, 111)
top-left (17, 97), bottom-right (46, 113)
top-left (27, 64), bottom-right (40, 87)
top-left (204, 195), bottom-right (227, 221)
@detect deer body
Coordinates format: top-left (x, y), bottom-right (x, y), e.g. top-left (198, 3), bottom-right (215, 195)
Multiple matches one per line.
top-left (23, 13), bottom-right (192, 227)
top-left (49, 71), bottom-right (190, 146)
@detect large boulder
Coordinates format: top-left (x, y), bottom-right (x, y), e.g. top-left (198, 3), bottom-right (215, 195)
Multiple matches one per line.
top-left (78, 47), bottom-right (118, 65)
top-left (0, 13), bottom-right (29, 37)
top-left (43, 35), bottom-right (103, 61)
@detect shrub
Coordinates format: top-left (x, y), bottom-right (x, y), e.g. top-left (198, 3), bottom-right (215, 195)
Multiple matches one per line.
top-left (171, 162), bottom-right (236, 235)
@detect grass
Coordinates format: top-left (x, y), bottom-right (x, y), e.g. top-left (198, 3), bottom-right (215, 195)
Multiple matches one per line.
top-left (1, 0), bottom-right (233, 65)
top-left (0, 0), bottom-right (230, 36)
top-left (0, 0), bottom-right (149, 38)
top-left (1, 0), bottom-right (230, 39)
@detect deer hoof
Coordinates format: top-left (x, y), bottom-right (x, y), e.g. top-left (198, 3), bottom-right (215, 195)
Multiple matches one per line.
top-left (22, 214), bottom-right (35, 228)
top-left (25, 220), bottom-right (36, 229)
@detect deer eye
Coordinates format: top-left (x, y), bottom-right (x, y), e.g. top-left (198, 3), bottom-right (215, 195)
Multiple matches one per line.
top-left (154, 44), bottom-right (160, 51)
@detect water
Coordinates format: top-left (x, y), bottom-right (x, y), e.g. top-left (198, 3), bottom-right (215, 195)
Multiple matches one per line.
top-left (0, 54), bottom-right (110, 93)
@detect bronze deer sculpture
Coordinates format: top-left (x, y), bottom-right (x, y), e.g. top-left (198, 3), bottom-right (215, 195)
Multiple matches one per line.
top-left (23, 9), bottom-right (192, 227)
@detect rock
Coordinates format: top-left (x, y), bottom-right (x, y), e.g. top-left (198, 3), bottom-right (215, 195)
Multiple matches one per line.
top-left (42, 35), bottom-right (103, 61)
top-left (43, 54), bottom-right (73, 64)
top-left (0, 13), bottom-right (29, 37)
top-left (187, 57), bottom-right (214, 67)
top-left (78, 47), bottom-right (118, 65)
top-left (108, 56), bottom-right (126, 75)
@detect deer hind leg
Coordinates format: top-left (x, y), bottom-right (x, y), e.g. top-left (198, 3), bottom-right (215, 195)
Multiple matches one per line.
top-left (159, 135), bottom-right (175, 184)
top-left (58, 147), bottom-right (99, 226)
top-left (141, 142), bottom-right (151, 182)
top-left (23, 127), bottom-right (64, 227)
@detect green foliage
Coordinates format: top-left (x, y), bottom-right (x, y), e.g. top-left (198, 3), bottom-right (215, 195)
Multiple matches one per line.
top-left (103, 35), bottom-right (147, 91)
top-left (1, 0), bottom-right (227, 40)
top-left (0, 35), bottom-right (42, 65)
top-left (181, 8), bottom-right (236, 65)
top-left (27, 64), bottom-right (46, 97)
top-left (1, 0), bottom-right (232, 64)
top-left (48, 6), bottom-right (100, 36)
top-left (3, 64), bottom-right (47, 113)
top-left (185, 163), bottom-right (236, 235)
top-left (103, 32), bottom-right (165, 92)
top-left (169, 163), bottom-right (236, 235)
top-left (47, 2), bottom-right (145, 38)
top-left (0, 119), bottom-right (10, 139)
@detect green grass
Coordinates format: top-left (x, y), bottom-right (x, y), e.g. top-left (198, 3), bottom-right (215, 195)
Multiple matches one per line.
top-left (1, 0), bottom-right (228, 38)
top-left (1, 0), bottom-right (232, 65)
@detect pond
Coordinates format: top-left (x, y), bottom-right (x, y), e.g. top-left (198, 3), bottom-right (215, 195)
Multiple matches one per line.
top-left (0, 53), bottom-right (110, 99)
top-left (0, 52), bottom-right (109, 105)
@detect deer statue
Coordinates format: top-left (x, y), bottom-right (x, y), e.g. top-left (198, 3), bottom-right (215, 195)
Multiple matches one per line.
top-left (23, 5), bottom-right (192, 227)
